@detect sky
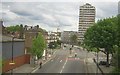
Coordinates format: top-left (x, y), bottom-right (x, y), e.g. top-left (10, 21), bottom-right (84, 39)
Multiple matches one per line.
top-left (0, 0), bottom-right (119, 32)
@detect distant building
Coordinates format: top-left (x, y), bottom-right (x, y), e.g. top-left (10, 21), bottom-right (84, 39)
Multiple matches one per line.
top-left (78, 3), bottom-right (95, 43)
top-left (0, 20), bottom-right (7, 35)
top-left (24, 25), bottom-right (39, 53)
top-left (47, 32), bottom-right (59, 43)
top-left (0, 20), bottom-right (3, 34)
top-left (61, 31), bottom-right (78, 44)
top-left (24, 25), bottom-right (48, 53)
top-left (2, 35), bottom-right (30, 73)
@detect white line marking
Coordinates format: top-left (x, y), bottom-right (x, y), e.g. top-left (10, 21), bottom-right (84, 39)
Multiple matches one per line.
top-left (60, 60), bottom-right (62, 62)
top-left (60, 58), bottom-right (68, 73)
top-left (53, 50), bottom-right (57, 55)
top-left (51, 60), bottom-right (53, 62)
top-left (31, 55), bottom-right (56, 73)
top-left (84, 59), bottom-right (86, 64)
top-left (32, 67), bottom-right (39, 73)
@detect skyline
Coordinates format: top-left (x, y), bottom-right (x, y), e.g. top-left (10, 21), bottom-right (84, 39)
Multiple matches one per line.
top-left (1, 2), bottom-right (118, 32)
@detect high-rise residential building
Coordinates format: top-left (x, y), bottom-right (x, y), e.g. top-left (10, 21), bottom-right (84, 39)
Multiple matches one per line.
top-left (78, 3), bottom-right (95, 43)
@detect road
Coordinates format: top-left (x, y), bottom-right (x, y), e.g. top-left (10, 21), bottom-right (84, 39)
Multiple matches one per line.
top-left (35, 47), bottom-right (87, 73)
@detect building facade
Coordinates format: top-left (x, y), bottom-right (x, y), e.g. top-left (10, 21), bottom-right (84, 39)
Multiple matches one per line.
top-left (0, 20), bottom-right (3, 34)
top-left (24, 28), bottom-right (38, 53)
top-left (61, 31), bottom-right (78, 44)
top-left (0, 20), bottom-right (7, 35)
top-left (78, 3), bottom-right (95, 43)
top-left (47, 32), bottom-right (59, 43)
top-left (24, 25), bottom-right (50, 55)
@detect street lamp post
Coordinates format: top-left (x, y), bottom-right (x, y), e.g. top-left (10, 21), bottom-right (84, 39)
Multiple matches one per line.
top-left (96, 51), bottom-right (98, 75)
top-left (9, 36), bottom-right (15, 75)
top-left (11, 37), bottom-right (14, 74)
top-left (52, 44), bottom-right (54, 55)
top-left (49, 32), bottom-right (52, 55)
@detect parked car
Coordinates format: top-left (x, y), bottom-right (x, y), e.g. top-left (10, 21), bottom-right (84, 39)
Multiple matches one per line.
top-left (99, 61), bottom-right (107, 65)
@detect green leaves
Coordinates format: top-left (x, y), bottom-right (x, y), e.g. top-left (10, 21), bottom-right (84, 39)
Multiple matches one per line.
top-left (48, 42), bottom-right (57, 49)
top-left (70, 34), bottom-right (77, 45)
top-left (6, 25), bottom-right (21, 32)
top-left (83, 16), bottom-right (118, 52)
top-left (0, 58), bottom-right (2, 68)
top-left (31, 33), bottom-right (47, 58)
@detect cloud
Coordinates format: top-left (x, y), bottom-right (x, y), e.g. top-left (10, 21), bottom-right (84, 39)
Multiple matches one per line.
top-left (119, 1), bottom-right (120, 14)
top-left (92, 2), bottom-right (118, 21)
top-left (2, 0), bottom-right (119, 2)
top-left (1, 2), bottom-right (118, 32)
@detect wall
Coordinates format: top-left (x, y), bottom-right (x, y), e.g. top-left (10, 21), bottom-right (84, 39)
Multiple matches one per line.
top-left (2, 41), bottom-right (25, 60)
top-left (25, 32), bottom-right (37, 48)
top-left (2, 41), bottom-right (30, 73)
top-left (2, 54), bottom-right (30, 73)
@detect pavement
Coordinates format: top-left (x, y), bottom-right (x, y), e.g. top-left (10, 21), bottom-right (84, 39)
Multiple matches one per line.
top-left (85, 51), bottom-right (99, 73)
top-left (6, 48), bottom-right (58, 73)
top-left (85, 49), bottom-right (114, 74)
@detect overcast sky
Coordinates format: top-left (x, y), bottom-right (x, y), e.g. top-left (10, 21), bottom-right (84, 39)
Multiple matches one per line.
top-left (1, 1), bottom-right (119, 32)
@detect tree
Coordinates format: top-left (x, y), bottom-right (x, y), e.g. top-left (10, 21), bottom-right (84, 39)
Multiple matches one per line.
top-left (70, 34), bottom-right (77, 45)
top-left (111, 14), bottom-right (120, 72)
top-left (6, 24), bottom-right (25, 38)
top-left (37, 25), bottom-right (39, 30)
top-left (110, 45), bottom-right (120, 74)
top-left (56, 40), bottom-right (62, 46)
top-left (48, 42), bottom-right (57, 49)
top-left (83, 17), bottom-right (117, 67)
top-left (0, 58), bottom-right (2, 68)
top-left (117, 14), bottom-right (120, 69)
top-left (30, 33), bottom-right (47, 58)
top-left (111, 45), bottom-right (120, 66)
top-left (106, 15), bottom-right (120, 73)
top-left (6, 25), bottom-right (21, 32)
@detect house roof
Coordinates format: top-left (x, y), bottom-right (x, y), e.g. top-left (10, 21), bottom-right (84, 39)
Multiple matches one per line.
top-left (1, 34), bottom-right (24, 42)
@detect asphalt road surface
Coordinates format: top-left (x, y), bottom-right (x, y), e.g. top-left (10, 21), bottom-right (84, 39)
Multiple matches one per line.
top-left (35, 47), bottom-right (87, 73)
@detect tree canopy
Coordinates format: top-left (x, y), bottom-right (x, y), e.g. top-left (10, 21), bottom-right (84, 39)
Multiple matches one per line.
top-left (6, 25), bottom-right (21, 32)
top-left (83, 16), bottom-right (119, 67)
top-left (83, 17), bottom-right (117, 53)
top-left (31, 33), bottom-right (47, 58)
top-left (48, 42), bottom-right (57, 49)
top-left (111, 14), bottom-right (120, 71)
top-left (70, 34), bottom-right (77, 45)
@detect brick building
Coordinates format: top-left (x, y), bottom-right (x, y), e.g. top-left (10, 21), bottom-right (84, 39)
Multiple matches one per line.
top-left (24, 25), bottom-right (46, 53)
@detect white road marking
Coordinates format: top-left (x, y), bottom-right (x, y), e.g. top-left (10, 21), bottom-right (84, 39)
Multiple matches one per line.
top-left (51, 60), bottom-right (53, 62)
top-left (84, 59), bottom-right (86, 64)
top-left (75, 58), bottom-right (79, 60)
top-left (31, 55), bottom-right (56, 73)
top-left (53, 50), bottom-right (57, 55)
top-left (60, 60), bottom-right (62, 62)
top-left (84, 58), bottom-right (88, 74)
top-left (60, 58), bottom-right (68, 73)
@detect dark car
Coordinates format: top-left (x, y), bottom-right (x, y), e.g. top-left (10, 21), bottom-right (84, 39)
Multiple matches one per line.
top-left (99, 61), bottom-right (107, 65)
top-left (64, 45), bottom-right (66, 47)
